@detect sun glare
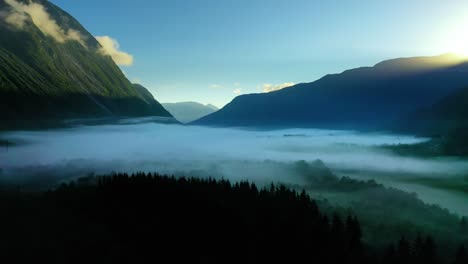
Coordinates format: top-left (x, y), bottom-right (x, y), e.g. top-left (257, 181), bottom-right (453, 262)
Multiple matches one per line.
top-left (452, 42), bottom-right (468, 57)
top-left (445, 25), bottom-right (468, 57)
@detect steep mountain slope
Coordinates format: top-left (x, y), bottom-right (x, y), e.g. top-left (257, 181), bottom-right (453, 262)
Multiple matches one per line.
top-left (194, 54), bottom-right (468, 130)
top-left (162, 101), bottom-right (218, 123)
top-left (394, 86), bottom-right (468, 155)
top-left (399, 86), bottom-right (468, 134)
top-left (0, 0), bottom-right (171, 128)
top-left (132, 84), bottom-right (171, 116)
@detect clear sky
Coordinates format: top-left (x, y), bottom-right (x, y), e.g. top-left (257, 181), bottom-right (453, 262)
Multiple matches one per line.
top-left (50, 0), bottom-right (468, 107)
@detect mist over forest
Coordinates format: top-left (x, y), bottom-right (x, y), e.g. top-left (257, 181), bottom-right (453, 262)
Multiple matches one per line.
top-left (2, 0), bottom-right (468, 262)
top-left (1, 122), bottom-right (468, 217)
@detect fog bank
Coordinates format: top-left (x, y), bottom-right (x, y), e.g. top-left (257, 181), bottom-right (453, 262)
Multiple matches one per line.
top-left (1, 122), bottom-right (467, 215)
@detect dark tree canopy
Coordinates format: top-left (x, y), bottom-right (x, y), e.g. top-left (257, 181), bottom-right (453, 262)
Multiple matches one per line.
top-left (0, 173), bottom-right (457, 264)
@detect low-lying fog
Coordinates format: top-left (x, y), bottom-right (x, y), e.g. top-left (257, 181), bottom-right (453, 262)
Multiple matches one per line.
top-left (1, 122), bottom-right (468, 215)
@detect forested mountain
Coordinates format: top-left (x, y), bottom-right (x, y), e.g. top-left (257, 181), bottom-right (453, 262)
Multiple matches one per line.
top-left (0, 0), bottom-right (171, 129)
top-left (393, 85), bottom-right (468, 156)
top-left (398, 85), bottom-right (468, 135)
top-left (162, 101), bottom-right (218, 123)
top-left (194, 54), bottom-right (468, 130)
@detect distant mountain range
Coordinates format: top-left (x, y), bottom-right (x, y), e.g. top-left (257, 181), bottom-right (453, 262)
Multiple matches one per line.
top-left (194, 54), bottom-right (468, 131)
top-left (0, 0), bottom-right (171, 129)
top-left (162, 102), bottom-right (218, 123)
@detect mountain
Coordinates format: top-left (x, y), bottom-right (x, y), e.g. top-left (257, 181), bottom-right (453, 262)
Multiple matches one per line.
top-left (132, 83), bottom-right (169, 115)
top-left (162, 101), bottom-right (218, 123)
top-left (395, 85), bottom-right (468, 155)
top-left (398, 85), bottom-right (468, 135)
top-left (0, 0), bottom-right (171, 128)
top-left (193, 54), bottom-right (468, 130)
top-left (205, 104), bottom-right (219, 111)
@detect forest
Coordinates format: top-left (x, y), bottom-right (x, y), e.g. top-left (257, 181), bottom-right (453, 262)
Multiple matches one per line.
top-left (0, 172), bottom-right (466, 264)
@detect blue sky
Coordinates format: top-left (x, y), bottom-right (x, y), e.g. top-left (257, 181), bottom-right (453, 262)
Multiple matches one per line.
top-left (50, 0), bottom-right (468, 107)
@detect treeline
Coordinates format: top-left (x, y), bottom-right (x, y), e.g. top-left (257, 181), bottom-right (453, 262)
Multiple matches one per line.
top-left (0, 173), bottom-right (465, 263)
top-left (382, 235), bottom-right (459, 264)
top-left (385, 125), bottom-right (468, 157)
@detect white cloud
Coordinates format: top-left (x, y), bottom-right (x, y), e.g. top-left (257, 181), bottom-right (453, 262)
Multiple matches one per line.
top-left (210, 84), bottom-right (223, 89)
top-left (131, 78), bottom-right (142, 84)
top-left (95, 36), bottom-right (134, 66)
top-left (233, 88), bottom-right (242, 95)
top-left (3, 0), bottom-right (86, 47)
top-left (262, 82), bottom-right (295, 93)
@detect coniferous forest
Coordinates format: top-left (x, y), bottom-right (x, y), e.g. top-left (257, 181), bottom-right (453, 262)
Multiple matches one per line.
top-left (0, 173), bottom-right (465, 264)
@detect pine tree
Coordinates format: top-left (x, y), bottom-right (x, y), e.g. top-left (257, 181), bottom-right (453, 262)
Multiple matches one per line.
top-left (454, 245), bottom-right (468, 264)
top-left (412, 234), bottom-right (424, 263)
top-left (397, 236), bottom-right (411, 264)
top-left (345, 215), bottom-right (364, 262)
top-left (331, 213), bottom-right (345, 263)
top-left (421, 236), bottom-right (438, 264)
top-left (461, 217), bottom-right (467, 232)
top-left (383, 244), bottom-right (397, 264)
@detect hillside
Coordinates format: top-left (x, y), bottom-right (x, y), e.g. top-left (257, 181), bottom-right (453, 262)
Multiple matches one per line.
top-left (0, 0), bottom-right (171, 129)
top-left (399, 86), bottom-right (468, 134)
top-left (162, 101), bottom-right (218, 123)
top-left (393, 85), bottom-right (468, 156)
top-left (193, 54), bottom-right (468, 130)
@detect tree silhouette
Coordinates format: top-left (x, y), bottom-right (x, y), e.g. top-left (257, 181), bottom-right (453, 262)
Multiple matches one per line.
top-left (421, 236), bottom-right (439, 264)
top-left (461, 217), bottom-right (467, 232)
top-left (454, 245), bottom-right (468, 264)
top-left (0, 173), bottom-right (459, 264)
top-left (383, 244), bottom-right (397, 264)
top-left (397, 236), bottom-right (411, 264)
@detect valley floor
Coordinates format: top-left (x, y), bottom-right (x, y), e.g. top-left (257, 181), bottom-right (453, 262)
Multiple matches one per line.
top-left (1, 121), bottom-right (467, 262)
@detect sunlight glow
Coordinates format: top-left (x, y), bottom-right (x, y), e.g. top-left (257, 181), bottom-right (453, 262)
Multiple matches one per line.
top-left (451, 40), bottom-right (468, 57)
top-left (443, 22), bottom-right (468, 57)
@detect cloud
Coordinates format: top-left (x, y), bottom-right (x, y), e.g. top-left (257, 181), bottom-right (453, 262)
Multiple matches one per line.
top-left (262, 82), bottom-right (295, 93)
top-left (95, 36), bottom-right (134, 66)
top-left (233, 88), bottom-right (242, 95)
top-left (210, 84), bottom-right (223, 89)
top-left (131, 77), bottom-right (142, 84)
top-left (2, 8), bottom-right (27, 28)
top-left (3, 0), bottom-right (86, 47)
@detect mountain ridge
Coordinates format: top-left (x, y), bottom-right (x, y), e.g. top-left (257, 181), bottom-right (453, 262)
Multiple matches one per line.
top-left (193, 54), bottom-right (468, 130)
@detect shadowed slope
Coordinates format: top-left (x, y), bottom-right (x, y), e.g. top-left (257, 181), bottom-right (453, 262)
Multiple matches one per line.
top-left (0, 0), bottom-right (171, 128)
top-left (194, 54), bottom-right (468, 130)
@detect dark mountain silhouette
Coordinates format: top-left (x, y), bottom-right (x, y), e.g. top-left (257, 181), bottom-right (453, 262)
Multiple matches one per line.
top-left (394, 85), bottom-right (468, 156)
top-left (0, 0), bottom-right (171, 129)
top-left (398, 85), bottom-right (468, 135)
top-left (193, 54), bottom-right (468, 130)
top-left (162, 101), bottom-right (218, 123)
